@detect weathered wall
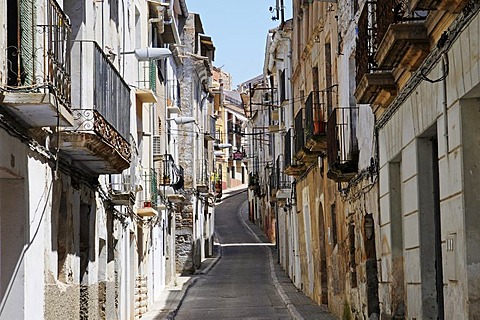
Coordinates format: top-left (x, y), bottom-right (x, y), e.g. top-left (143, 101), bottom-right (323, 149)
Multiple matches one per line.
top-left (377, 9), bottom-right (480, 319)
top-left (175, 201), bottom-right (194, 274)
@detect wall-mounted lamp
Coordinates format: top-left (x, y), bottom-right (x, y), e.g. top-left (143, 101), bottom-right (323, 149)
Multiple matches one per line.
top-left (121, 47), bottom-right (172, 61)
top-left (217, 143), bottom-right (232, 149)
top-left (166, 116), bottom-right (196, 125)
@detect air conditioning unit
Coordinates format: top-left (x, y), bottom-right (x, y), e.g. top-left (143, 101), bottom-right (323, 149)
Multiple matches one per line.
top-left (153, 136), bottom-right (163, 160)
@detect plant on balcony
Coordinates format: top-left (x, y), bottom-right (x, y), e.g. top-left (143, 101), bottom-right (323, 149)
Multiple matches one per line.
top-left (163, 175), bottom-right (171, 184)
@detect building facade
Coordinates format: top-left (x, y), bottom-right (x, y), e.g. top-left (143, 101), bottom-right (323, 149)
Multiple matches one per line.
top-left (250, 0), bottom-right (480, 319)
top-left (0, 0), bottom-right (216, 319)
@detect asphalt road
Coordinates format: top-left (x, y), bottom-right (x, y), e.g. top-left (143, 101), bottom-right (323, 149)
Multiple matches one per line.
top-left (174, 191), bottom-right (291, 319)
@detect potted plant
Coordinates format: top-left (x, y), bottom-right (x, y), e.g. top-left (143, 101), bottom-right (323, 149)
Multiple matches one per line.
top-left (163, 175), bottom-right (171, 185)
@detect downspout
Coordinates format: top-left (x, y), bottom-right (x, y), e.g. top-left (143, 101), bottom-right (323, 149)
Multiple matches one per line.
top-left (120, 0), bottom-right (126, 78)
top-left (441, 53), bottom-right (449, 152)
top-left (102, 0), bottom-right (105, 51)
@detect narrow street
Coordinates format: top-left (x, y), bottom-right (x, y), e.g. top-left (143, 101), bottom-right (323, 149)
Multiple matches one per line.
top-left (174, 190), bottom-right (290, 319)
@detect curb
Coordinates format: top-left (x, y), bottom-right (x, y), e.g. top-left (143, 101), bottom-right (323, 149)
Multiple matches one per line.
top-left (219, 188), bottom-right (247, 202)
top-left (164, 250), bottom-right (222, 319)
top-left (164, 277), bottom-right (199, 320)
top-left (236, 200), bottom-right (304, 320)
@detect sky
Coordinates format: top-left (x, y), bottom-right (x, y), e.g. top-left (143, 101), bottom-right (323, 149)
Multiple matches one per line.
top-left (186, 0), bottom-right (292, 89)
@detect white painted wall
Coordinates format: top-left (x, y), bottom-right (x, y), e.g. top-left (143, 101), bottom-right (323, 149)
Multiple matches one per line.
top-left (25, 158), bottom-right (49, 320)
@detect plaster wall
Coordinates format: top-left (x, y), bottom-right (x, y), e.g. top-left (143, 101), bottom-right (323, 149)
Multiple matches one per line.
top-left (25, 158), bottom-right (49, 320)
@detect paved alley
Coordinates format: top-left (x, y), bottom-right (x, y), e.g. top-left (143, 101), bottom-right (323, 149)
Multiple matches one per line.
top-left (171, 189), bottom-right (336, 320)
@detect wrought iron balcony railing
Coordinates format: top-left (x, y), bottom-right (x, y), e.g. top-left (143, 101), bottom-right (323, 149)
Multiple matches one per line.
top-left (4, 0), bottom-right (71, 100)
top-left (355, 1), bottom-right (396, 86)
top-left (269, 168), bottom-right (277, 197)
top-left (160, 154), bottom-right (184, 191)
top-left (248, 172), bottom-right (259, 190)
top-left (195, 158), bottom-right (210, 190)
top-left (55, 40), bottom-right (131, 174)
top-left (327, 107), bottom-right (359, 182)
top-left (137, 60), bottom-right (157, 92)
top-left (71, 109), bottom-right (131, 162)
top-left (305, 91), bottom-right (326, 140)
top-left (1, 0), bottom-right (73, 127)
top-left (276, 155), bottom-right (290, 190)
top-left (71, 40), bottom-right (130, 141)
top-left (285, 128), bottom-right (292, 169)
top-left (109, 172), bottom-right (135, 206)
top-left (294, 109), bottom-right (305, 155)
top-left (204, 115), bottom-right (216, 140)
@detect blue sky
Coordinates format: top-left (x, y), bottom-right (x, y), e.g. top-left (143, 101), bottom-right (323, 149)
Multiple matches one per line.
top-left (187, 0), bottom-right (292, 88)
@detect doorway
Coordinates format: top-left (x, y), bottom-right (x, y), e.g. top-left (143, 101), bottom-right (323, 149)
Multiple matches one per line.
top-left (418, 132), bottom-right (444, 319)
top-left (318, 203), bottom-right (328, 304)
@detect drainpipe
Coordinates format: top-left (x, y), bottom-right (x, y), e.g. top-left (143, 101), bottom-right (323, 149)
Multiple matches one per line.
top-left (120, 0), bottom-right (125, 78)
top-left (441, 53), bottom-right (449, 153)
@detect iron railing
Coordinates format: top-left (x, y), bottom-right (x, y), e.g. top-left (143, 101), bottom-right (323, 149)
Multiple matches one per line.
top-left (305, 91), bottom-right (326, 141)
top-left (133, 168), bottom-right (158, 208)
top-left (294, 109), bottom-right (305, 155)
top-left (137, 60), bottom-right (156, 92)
top-left (285, 129), bottom-right (292, 168)
top-left (209, 116), bottom-right (216, 138)
top-left (356, 1), bottom-right (410, 82)
top-left (71, 40), bottom-right (130, 141)
top-left (196, 157), bottom-right (210, 187)
top-left (355, 1), bottom-right (396, 83)
top-left (4, 0), bottom-right (71, 108)
top-left (71, 109), bottom-right (131, 161)
top-left (109, 172), bottom-right (132, 194)
top-left (327, 107), bottom-right (359, 170)
top-left (160, 154), bottom-right (184, 191)
top-left (276, 155), bottom-right (290, 189)
top-left (279, 69), bottom-right (286, 103)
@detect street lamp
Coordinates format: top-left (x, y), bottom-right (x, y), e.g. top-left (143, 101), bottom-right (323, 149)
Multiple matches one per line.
top-left (121, 47), bottom-right (173, 61)
top-left (217, 143), bottom-right (232, 149)
top-left (166, 116), bottom-right (196, 125)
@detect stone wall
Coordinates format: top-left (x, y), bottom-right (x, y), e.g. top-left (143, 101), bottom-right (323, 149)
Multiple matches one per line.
top-left (44, 283), bottom-right (80, 320)
top-left (175, 203), bottom-right (194, 274)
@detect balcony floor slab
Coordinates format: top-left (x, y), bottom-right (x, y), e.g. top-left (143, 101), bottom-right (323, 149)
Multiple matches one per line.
top-left (0, 92), bottom-right (74, 127)
top-left (57, 131), bottom-right (130, 174)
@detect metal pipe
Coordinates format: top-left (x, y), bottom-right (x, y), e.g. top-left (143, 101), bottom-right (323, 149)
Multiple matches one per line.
top-left (441, 53), bottom-right (449, 153)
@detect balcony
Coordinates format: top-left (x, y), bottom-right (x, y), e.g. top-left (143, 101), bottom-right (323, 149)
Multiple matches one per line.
top-left (293, 109), bottom-right (319, 163)
top-left (157, 154), bottom-right (185, 203)
top-left (135, 60), bottom-right (157, 103)
top-left (204, 116), bottom-right (217, 141)
top-left (248, 172), bottom-right (259, 190)
top-left (284, 128), bottom-right (307, 176)
top-left (354, 72), bottom-right (397, 107)
top-left (375, 23), bottom-right (429, 72)
top-left (109, 173), bottom-right (135, 206)
top-left (275, 155), bottom-right (291, 199)
top-left (159, 154), bottom-right (185, 190)
top-left (136, 169), bottom-right (159, 217)
top-left (327, 108), bottom-right (359, 182)
top-left (55, 41), bottom-right (131, 174)
top-left (412, 0), bottom-right (469, 13)
top-left (269, 170), bottom-right (278, 201)
top-left (0, 0), bottom-right (73, 127)
top-left (305, 91), bottom-right (327, 152)
top-left (195, 154), bottom-right (211, 194)
top-left (354, 1), bottom-right (398, 109)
